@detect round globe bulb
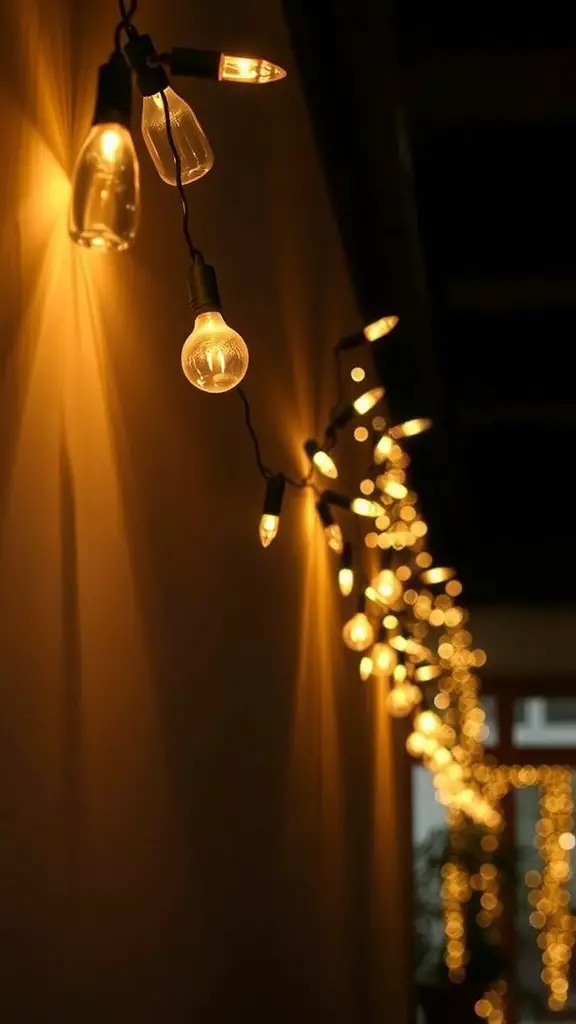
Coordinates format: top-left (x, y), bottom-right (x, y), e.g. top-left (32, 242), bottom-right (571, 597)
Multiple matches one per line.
top-left (414, 710), bottom-right (441, 737)
top-left (386, 685), bottom-right (416, 718)
top-left (371, 642), bottom-right (398, 677)
top-left (182, 311), bottom-right (249, 393)
top-left (342, 612), bottom-right (374, 652)
top-left (372, 569), bottom-right (403, 606)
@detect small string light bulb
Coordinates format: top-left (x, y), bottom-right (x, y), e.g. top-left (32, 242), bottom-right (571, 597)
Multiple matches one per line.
top-left (182, 254), bottom-right (249, 392)
top-left (124, 34), bottom-right (213, 186)
top-left (337, 316), bottom-right (399, 351)
top-left (353, 387), bottom-right (385, 417)
top-left (373, 434), bottom-right (393, 464)
top-left (219, 54), bottom-right (286, 83)
top-left (304, 439), bottom-right (338, 479)
top-left (338, 542), bottom-right (354, 596)
top-left (259, 474), bottom-right (285, 548)
top-left (370, 569), bottom-right (404, 607)
top-left (371, 642), bottom-right (398, 677)
top-left (69, 51), bottom-right (140, 251)
top-left (389, 418), bottom-right (432, 440)
top-left (342, 610), bottom-right (375, 652)
top-left (316, 500), bottom-right (344, 554)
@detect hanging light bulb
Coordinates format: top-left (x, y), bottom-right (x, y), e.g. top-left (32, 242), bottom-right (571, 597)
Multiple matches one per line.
top-left (374, 434), bottom-right (393, 464)
top-left (218, 54), bottom-right (286, 83)
top-left (367, 569), bottom-right (404, 608)
top-left (414, 710), bottom-right (442, 737)
top-left (304, 439), bottom-right (338, 479)
top-left (370, 642), bottom-right (398, 677)
top-left (350, 497), bottom-right (383, 518)
top-left (158, 47), bottom-right (287, 85)
top-left (124, 34), bottom-right (213, 186)
top-left (337, 316), bottom-right (399, 351)
top-left (342, 611), bottom-right (374, 652)
top-left (259, 474), bottom-right (285, 548)
top-left (69, 51), bottom-right (140, 251)
top-left (182, 254), bottom-right (249, 393)
top-left (316, 500), bottom-right (344, 554)
top-left (338, 542), bottom-right (354, 596)
top-left (386, 684), bottom-right (420, 718)
top-left (359, 656), bottom-right (373, 681)
top-left (389, 418), bottom-right (432, 440)
top-left (329, 388), bottom-right (385, 430)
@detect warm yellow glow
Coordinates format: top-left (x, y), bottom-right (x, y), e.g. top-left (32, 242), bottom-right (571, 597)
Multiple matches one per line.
top-left (373, 434), bottom-right (393, 464)
top-left (420, 566), bottom-right (456, 585)
top-left (406, 731), bottom-right (427, 756)
top-left (342, 612), bottom-right (375, 652)
top-left (181, 311), bottom-right (249, 393)
top-left (372, 415), bottom-right (386, 431)
top-left (559, 833), bottom-right (576, 851)
top-left (414, 710), bottom-right (441, 737)
top-left (383, 614), bottom-right (398, 629)
top-left (360, 478), bottom-right (375, 495)
top-left (313, 449), bottom-right (338, 479)
top-left (380, 478), bottom-right (408, 500)
top-left (371, 642), bottom-right (397, 677)
top-left (359, 656), bottom-right (373, 681)
top-left (325, 523), bottom-right (344, 554)
top-left (351, 497), bottom-right (383, 518)
top-left (219, 54), bottom-right (287, 83)
top-left (386, 683), bottom-right (420, 718)
top-left (350, 366), bottom-right (365, 382)
top-left (371, 569), bottom-right (403, 606)
top-left (416, 551), bottom-right (433, 569)
top-left (364, 532), bottom-right (378, 549)
top-left (259, 513), bottom-right (279, 547)
top-left (338, 567), bottom-right (354, 597)
top-left (353, 426), bottom-right (369, 442)
top-left (69, 123), bottom-right (140, 252)
top-left (389, 417), bottom-right (432, 440)
top-left (362, 316), bottom-right (399, 342)
top-left (415, 664), bottom-right (441, 682)
top-left (446, 579), bottom-right (463, 597)
top-left (142, 87), bottom-right (213, 185)
top-left (353, 387), bottom-right (384, 416)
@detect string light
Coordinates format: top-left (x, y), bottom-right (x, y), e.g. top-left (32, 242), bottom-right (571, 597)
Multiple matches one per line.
top-left (342, 609), bottom-right (375, 652)
top-left (259, 474), bottom-right (285, 548)
top-left (69, 51), bottom-right (140, 250)
top-left (338, 542), bottom-right (354, 597)
top-left (304, 439), bottom-right (338, 479)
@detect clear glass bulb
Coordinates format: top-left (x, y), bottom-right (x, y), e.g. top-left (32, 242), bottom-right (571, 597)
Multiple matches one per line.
top-left (313, 450), bottom-right (338, 479)
top-left (69, 124), bottom-right (140, 251)
top-left (342, 612), bottom-right (374, 652)
top-left (386, 685), bottom-right (417, 718)
top-left (181, 311), bottom-right (249, 394)
top-left (142, 88), bottom-right (213, 186)
top-left (219, 55), bottom-right (286, 84)
top-left (371, 569), bottom-right (403, 606)
top-left (371, 642), bottom-right (397, 676)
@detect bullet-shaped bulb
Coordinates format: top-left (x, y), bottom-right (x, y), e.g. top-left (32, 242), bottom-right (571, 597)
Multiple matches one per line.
top-left (219, 54), bottom-right (286, 83)
top-left (259, 514), bottom-right (279, 548)
top-left (353, 387), bottom-right (384, 416)
top-left (304, 439), bottom-right (338, 479)
top-left (342, 612), bottom-right (374, 652)
top-left (142, 87), bottom-right (213, 186)
top-left (259, 474), bottom-right (285, 548)
top-left (363, 316), bottom-right (399, 342)
top-left (182, 311), bottom-right (249, 393)
top-left (338, 567), bottom-right (354, 597)
top-left (371, 569), bottom-right (403, 606)
top-left (374, 434), bottom-right (393, 464)
top-left (351, 497), bottom-right (384, 518)
top-left (69, 124), bottom-right (140, 251)
top-left (371, 642), bottom-right (398, 676)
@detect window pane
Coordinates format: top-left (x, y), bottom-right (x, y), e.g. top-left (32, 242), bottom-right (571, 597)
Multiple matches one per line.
top-left (513, 698), bottom-right (576, 747)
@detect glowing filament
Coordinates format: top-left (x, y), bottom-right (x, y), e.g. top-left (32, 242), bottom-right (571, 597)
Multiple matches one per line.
top-left (219, 54), bottom-right (287, 83)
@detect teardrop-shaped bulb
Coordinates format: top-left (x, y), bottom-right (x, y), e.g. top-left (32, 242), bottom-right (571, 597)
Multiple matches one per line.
top-left (218, 55), bottom-right (286, 84)
top-left (181, 311), bottom-right (249, 393)
top-left (69, 124), bottom-right (140, 251)
top-left (141, 87), bottom-right (213, 186)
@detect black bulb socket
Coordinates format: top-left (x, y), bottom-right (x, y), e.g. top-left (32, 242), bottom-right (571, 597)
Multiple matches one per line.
top-left (316, 500), bottom-right (334, 529)
top-left (92, 51), bottom-right (132, 129)
top-left (165, 47), bottom-right (221, 79)
top-left (263, 474), bottom-right (286, 517)
top-left (341, 541), bottom-right (352, 570)
top-left (321, 490), bottom-right (352, 512)
top-left (124, 33), bottom-right (170, 97)
top-left (188, 254), bottom-right (222, 321)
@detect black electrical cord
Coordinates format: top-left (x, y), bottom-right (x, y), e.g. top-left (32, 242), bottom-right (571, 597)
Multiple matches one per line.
top-left (160, 75), bottom-right (318, 495)
top-left (160, 91), bottom-right (201, 261)
top-left (115, 0), bottom-right (138, 50)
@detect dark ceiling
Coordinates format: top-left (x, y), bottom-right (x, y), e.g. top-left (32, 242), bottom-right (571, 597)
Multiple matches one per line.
top-left (283, 0), bottom-right (576, 606)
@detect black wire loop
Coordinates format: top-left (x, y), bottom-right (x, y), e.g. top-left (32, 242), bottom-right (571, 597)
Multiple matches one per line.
top-left (115, 0), bottom-right (139, 50)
